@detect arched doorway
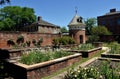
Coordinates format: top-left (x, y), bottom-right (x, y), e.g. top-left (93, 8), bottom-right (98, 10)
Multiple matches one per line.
top-left (79, 35), bottom-right (83, 43)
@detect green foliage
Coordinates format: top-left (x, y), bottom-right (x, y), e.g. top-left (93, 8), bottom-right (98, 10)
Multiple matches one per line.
top-left (84, 18), bottom-right (97, 34)
top-left (87, 26), bottom-right (111, 43)
top-left (0, 6), bottom-right (36, 31)
top-left (86, 35), bottom-right (99, 43)
top-left (16, 35), bottom-right (24, 44)
top-left (37, 38), bottom-right (43, 47)
top-left (0, 0), bottom-right (10, 5)
top-left (77, 43), bottom-right (95, 50)
top-left (65, 61), bottom-right (120, 79)
top-left (103, 42), bottom-right (120, 54)
top-left (91, 26), bottom-right (111, 35)
top-left (99, 61), bottom-right (120, 79)
top-left (65, 66), bottom-right (100, 79)
top-left (53, 36), bottom-right (76, 45)
top-left (20, 50), bottom-right (71, 65)
top-left (61, 26), bottom-right (68, 33)
top-left (32, 39), bottom-right (36, 46)
top-left (109, 43), bottom-right (120, 54)
top-left (52, 51), bottom-right (71, 59)
top-left (0, 18), bottom-right (15, 31)
top-left (7, 39), bottom-right (15, 46)
top-left (26, 40), bottom-right (31, 47)
top-left (32, 38), bottom-right (43, 47)
top-left (20, 51), bottom-right (50, 65)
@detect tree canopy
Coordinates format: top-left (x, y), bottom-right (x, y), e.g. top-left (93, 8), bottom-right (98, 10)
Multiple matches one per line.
top-left (0, 6), bottom-right (36, 31)
top-left (61, 26), bottom-right (68, 33)
top-left (91, 26), bottom-right (111, 35)
top-left (84, 18), bottom-right (97, 35)
top-left (0, 0), bottom-right (10, 5)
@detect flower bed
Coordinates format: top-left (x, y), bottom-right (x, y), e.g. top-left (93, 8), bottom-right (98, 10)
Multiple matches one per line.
top-left (4, 52), bottom-right (82, 79)
top-left (64, 57), bottom-right (120, 79)
top-left (101, 51), bottom-right (120, 59)
top-left (19, 50), bottom-right (72, 65)
top-left (101, 43), bottom-right (120, 59)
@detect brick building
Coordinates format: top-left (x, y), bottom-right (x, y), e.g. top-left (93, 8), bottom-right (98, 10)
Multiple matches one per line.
top-left (0, 16), bottom-right (61, 48)
top-left (68, 13), bottom-right (86, 44)
top-left (97, 8), bottom-right (120, 35)
top-left (22, 16), bottom-right (61, 34)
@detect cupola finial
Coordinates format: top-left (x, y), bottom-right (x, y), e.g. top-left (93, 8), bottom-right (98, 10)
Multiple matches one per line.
top-left (75, 6), bottom-right (78, 14)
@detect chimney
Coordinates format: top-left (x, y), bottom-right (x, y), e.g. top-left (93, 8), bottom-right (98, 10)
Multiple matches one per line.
top-left (110, 8), bottom-right (116, 13)
top-left (38, 16), bottom-right (42, 21)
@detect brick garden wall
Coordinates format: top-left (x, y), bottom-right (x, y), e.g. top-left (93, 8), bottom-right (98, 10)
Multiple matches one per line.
top-left (0, 32), bottom-right (60, 48)
top-left (4, 53), bottom-right (82, 79)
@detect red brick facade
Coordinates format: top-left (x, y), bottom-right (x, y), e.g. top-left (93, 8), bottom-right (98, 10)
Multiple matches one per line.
top-left (0, 32), bottom-right (60, 48)
top-left (68, 13), bottom-right (86, 44)
top-left (69, 30), bottom-right (85, 44)
top-left (97, 9), bottom-right (120, 35)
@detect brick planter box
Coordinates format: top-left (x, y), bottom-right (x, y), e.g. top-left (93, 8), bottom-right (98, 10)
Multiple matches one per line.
top-left (4, 53), bottom-right (82, 79)
top-left (101, 50), bottom-right (120, 59)
top-left (67, 47), bottom-right (102, 58)
top-left (0, 48), bottom-right (38, 59)
top-left (80, 57), bottom-right (120, 68)
top-left (81, 47), bottom-right (102, 57)
top-left (92, 42), bottom-right (103, 47)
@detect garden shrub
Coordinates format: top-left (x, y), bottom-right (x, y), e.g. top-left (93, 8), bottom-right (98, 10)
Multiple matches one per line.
top-left (7, 39), bottom-right (15, 46)
top-left (64, 60), bottom-right (120, 79)
top-left (16, 35), bottom-right (24, 44)
top-left (53, 36), bottom-right (75, 45)
top-left (26, 40), bottom-right (31, 47)
top-left (77, 43), bottom-right (95, 50)
top-left (65, 66), bottom-right (100, 79)
top-left (32, 39), bottom-right (37, 46)
top-left (19, 50), bottom-right (71, 65)
top-left (37, 38), bottom-right (43, 47)
top-left (109, 43), bottom-right (120, 54)
top-left (86, 35), bottom-right (99, 43)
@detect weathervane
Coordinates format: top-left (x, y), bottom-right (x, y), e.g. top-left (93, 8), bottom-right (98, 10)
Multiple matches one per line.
top-left (75, 6), bottom-right (78, 14)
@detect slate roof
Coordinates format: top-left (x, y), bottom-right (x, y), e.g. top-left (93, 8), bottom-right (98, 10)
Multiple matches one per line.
top-left (68, 14), bottom-right (85, 27)
top-left (105, 11), bottom-right (120, 16)
top-left (30, 17), bottom-right (60, 28)
top-left (37, 19), bottom-right (60, 28)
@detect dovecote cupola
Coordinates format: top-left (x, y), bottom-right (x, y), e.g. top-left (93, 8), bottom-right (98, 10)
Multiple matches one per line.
top-left (68, 11), bottom-right (86, 44)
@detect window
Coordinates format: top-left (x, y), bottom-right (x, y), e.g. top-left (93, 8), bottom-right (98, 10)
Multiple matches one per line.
top-left (117, 19), bottom-right (120, 25)
top-left (101, 21), bottom-right (105, 25)
top-left (109, 20), bottom-right (113, 26)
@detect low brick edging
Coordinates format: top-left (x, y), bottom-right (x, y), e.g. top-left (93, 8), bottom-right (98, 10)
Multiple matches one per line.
top-left (81, 47), bottom-right (102, 57)
top-left (101, 51), bottom-right (120, 59)
top-left (4, 53), bottom-right (82, 79)
top-left (67, 47), bottom-right (102, 58)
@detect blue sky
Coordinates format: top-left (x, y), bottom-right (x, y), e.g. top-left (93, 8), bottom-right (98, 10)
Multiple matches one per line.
top-left (0, 0), bottom-right (120, 27)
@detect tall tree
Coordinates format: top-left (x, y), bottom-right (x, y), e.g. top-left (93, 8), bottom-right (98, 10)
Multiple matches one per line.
top-left (0, 6), bottom-right (36, 31)
top-left (61, 26), bottom-right (68, 33)
top-left (91, 26), bottom-right (111, 35)
top-left (87, 26), bottom-right (111, 43)
top-left (84, 18), bottom-right (97, 35)
top-left (0, 0), bottom-right (10, 4)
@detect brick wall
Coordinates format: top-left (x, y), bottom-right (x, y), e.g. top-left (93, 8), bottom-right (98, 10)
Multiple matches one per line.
top-left (0, 32), bottom-right (60, 48)
top-left (69, 30), bottom-right (86, 44)
top-left (4, 53), bottom-right (82, 79)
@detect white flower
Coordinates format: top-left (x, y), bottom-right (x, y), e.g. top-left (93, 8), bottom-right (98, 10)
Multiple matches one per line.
top-left (74, 75), bottom-right (77, 77)
top-left (77, 70), bottom-right (80, 73)
top-left (84, 67), bottom-right (87, 70)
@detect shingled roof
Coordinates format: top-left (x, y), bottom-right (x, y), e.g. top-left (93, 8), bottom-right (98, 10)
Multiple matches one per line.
top-left (68, 14), bottom-right (85, 27)
top-left (37, 16), bottom-right (60, 28)
top-left (102, 8), bottom-right (120, 16)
